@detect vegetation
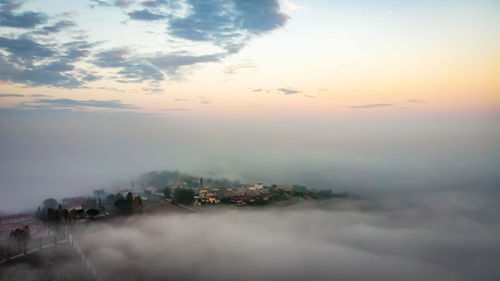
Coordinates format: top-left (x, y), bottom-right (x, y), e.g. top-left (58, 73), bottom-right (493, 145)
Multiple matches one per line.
top-left (75, 209), bottom-right (85, 218)
top-left (86, 209), bottom-right (100, 218)
top-left (9, 225), bottom-right (30, 246)
top-left (162, 186), bottom-right (172, 199)
top-left (42, 198), bottom-right (59, 210)
top-left (114, 199), bottom-right (132, 215)
top-left (173, 187), bottom-right (195, 205)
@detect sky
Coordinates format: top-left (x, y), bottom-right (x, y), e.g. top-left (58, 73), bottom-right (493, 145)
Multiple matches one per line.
top-left (0, 0), bottom-right (498, 114)
top-left (0, 0), bottom-right (499, 211)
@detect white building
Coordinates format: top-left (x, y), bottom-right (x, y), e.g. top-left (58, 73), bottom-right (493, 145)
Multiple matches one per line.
top-left (248, 183), bottom-right (264, 191)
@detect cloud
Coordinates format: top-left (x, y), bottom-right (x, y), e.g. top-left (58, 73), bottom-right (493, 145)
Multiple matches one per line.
top-left (28, 98), bottom-right (138, 109)
top-left (142, 87), bottom-right (163, 94)
top-left (63, 40), bottom-right (96, 60)
top-left (29, 94), bottom-right (51, 97)
top-left (128, 9), bottom-right (166, 21)
top-left (0, 36), bottom-right (101, 88)
top-left (407, 99), bottom-right (426, 103)
top-left (252, 88), bottom-right (263, 92)
top-left (34, 20), bottom-right (76, 35)
top-left (304, 94), bottom-right (314, 98)
top-left (94, 49), bottom-right (222, 83)
top-left (0, 36), bottom-right (55, 60)
top-left (115, 0), bottom-right (133, 7)
top-left (223, 61), bottom-right (257, 74)
top-left (96, 87), bottom-right (125, 93)
top-left (93, 48), bottom-right (164, 83)
top-left (141, 0), bottom-right (169, 8)
top-left (283, 0), bottom-right (306, 11)
top-left (0, 93), bottom-right (23, 97)
top-left (148, 53), bottom-right (222, 75)
top-left (93, 48), bottom-right (131, 68)
top-left (160, 107), bottom-right (189, 111)
top-left (350, 103), bottom-right (393, 109)
top-left (174, 98), bottom-right (187, 102)
top-left (166, 0), bottom-right (289, 53)
top-left (81, 73), bottom-right (101, 82)
top-left (116, 63), bottom-right (164, 83)
top-left (277, 88), bottom-right (301, 95)
top-left (0, 0), bottom-right (47, 28)
top-left (0, 0), bottom-right (289, 91)
top-left (89, 0), bottom-right (111, 7)
top-left (0, 0), bottom-right (290, 89)
top-left (198, 96), bottom-right (210, 104)
top-left (0, 57), bottom-right (82, 88)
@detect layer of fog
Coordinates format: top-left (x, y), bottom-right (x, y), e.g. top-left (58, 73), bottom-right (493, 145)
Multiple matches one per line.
top-left (1, 109), bottom-right (499, 212)
top-left (79, 197), bottom-right (500, 281)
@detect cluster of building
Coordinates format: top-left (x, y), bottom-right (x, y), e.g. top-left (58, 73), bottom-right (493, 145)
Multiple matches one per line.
top-left (194, 183), bottom-right (279, 206)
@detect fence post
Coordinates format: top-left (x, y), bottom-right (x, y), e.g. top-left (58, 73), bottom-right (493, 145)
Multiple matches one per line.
top-left (39, 237), bottom-right (42, 250)
top-left (6, 245), bottom-right (9, 261)
top-left (24, 239), bottom-right (27, 255)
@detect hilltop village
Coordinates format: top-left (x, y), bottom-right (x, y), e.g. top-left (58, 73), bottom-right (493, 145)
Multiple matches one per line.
top-left (0, 170), bottom-right (353, 257)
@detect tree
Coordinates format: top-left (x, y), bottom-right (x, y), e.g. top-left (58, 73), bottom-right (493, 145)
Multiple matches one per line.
top-left (63, 209), bottom-right (70, 222)
top-left (314, 189), bottom-right (333, 199)
top-left (43, 198), bottom-right (59, 210)
top-left (104, 194), bottom-right (117, 206)
top-left (57, 204), bottom-right (64, 221)
top-left (270, 188), bottom-right (287, 201)
top-left (75, 209), bottom-right (86, 218)
top-left (162, 186), bottom-right (172, 199)
top-left (126, 192), bottom-right (134, 202)
top-left (87, 209), bottom-right (100, 218)
top-left (46, 208), bottom-right (58, 222)
top-left (173, 187), bottom-right (195, 205)
top-left (115, 199), bottom-right (132, 215)
top-left (253, 196), bottom-right (271, 206)
top-left (292, 185), bottom-right (309, 193)
top-left (133, 196), bottom-right (143, 213)
top-left (10, 226), bottom-right (30, 247)
top-left (34, 206), bottom-right (42, 219)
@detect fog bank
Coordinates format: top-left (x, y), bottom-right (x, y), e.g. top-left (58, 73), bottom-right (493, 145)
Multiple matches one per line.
top-left (79, 197), bottom-right (500, 281)
top-left (1, 109), bottom-right (499, 212)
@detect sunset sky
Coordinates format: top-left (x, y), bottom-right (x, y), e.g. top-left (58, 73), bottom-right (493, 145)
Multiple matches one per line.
top-left (1, 0), bottom-right (499, 115)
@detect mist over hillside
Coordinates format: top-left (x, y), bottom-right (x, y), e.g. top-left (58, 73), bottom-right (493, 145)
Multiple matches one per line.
top-left (1, 109), bottom-right (499, 213)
